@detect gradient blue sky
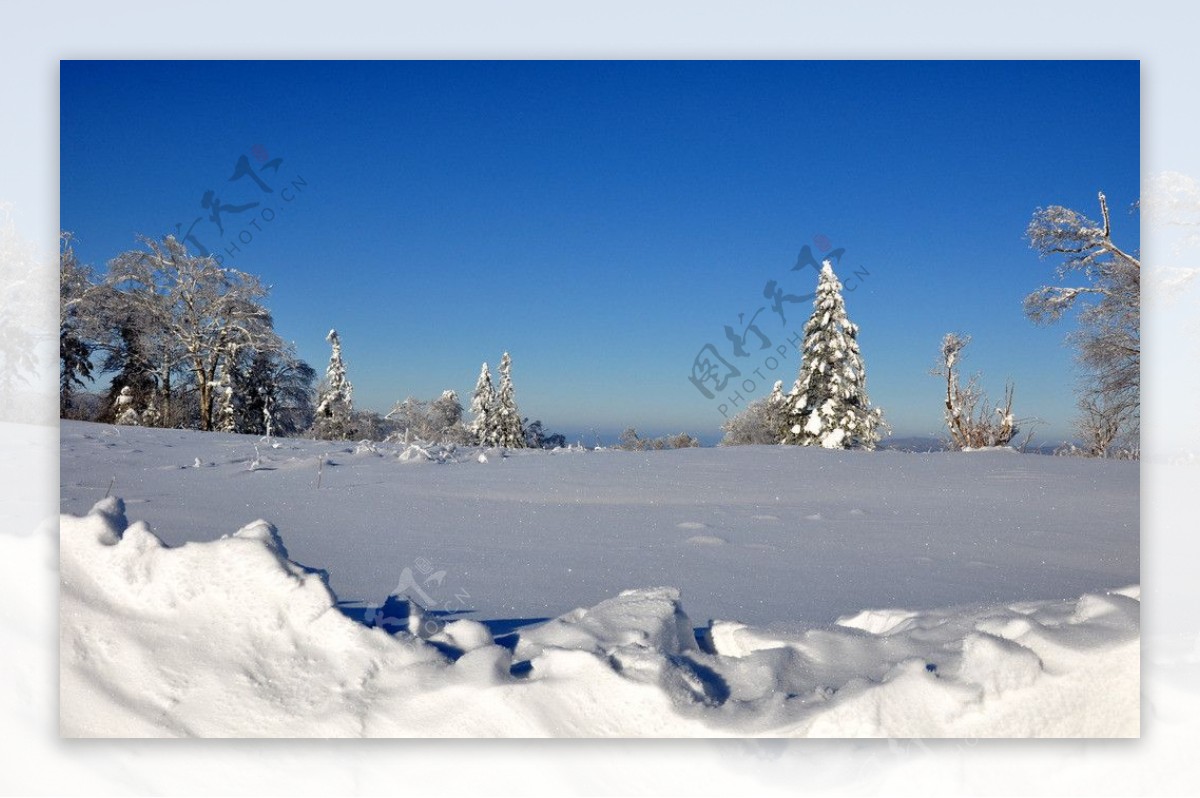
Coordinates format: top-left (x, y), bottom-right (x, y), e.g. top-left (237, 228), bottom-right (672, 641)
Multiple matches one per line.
top-left (60, 60), bottom-right (1139, 442)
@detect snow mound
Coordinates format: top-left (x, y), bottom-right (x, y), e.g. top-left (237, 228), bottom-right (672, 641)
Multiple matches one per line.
top-left (60, 500), bottom-right (1139, 737)
top-left (836, 607), bottom-right (921, 635)
top-left (515, 587), bottom-right (698, 660)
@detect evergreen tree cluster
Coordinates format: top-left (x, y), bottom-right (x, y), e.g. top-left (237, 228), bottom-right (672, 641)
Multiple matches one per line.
top-left (470, 352), bottom-right (528, 448)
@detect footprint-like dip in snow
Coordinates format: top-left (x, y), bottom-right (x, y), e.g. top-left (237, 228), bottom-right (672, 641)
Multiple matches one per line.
top-left (686, 535), bottom-right (727, 546)
top-left (676, 521), bottom-right (708, 529)
top-left (751, 514), bottom-right (779, 521)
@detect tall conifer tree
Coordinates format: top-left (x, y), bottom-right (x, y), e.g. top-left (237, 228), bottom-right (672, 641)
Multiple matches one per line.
top-left (781, 261), bottom-right (885, 449)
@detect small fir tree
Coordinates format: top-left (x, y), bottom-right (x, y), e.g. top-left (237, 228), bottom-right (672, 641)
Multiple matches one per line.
top-left (470, 362), bottom-right (497, 446)
top-left (495, 352), bottom-right (526, 448)
top-left (313, 328), bottom-right (355, 440)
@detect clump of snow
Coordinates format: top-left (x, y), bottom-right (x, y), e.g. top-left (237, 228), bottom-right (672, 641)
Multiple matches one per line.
top-left (958, 632), bottom-right (1044, 697)
top-left (353, 440), bottom-right (382, 456)
top-left (836, 607), bottom-right (921, 635)
top-left (398, 443), bottom-right (432, 462)
top-left (432, 619), bottom-right (494, 653)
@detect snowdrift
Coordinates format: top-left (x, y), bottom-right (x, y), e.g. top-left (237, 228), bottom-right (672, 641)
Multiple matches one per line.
top-left (61, 499), bottom-right (1139, 737)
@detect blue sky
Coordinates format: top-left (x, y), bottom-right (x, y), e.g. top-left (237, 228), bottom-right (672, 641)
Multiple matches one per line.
top-left (60, 60), bottom-right (1140, 443)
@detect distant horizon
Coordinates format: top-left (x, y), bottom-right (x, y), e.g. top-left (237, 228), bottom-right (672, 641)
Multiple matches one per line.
top-left (60, 60), bottom-right (1140, 441)
top-left (54, 406), bottom-right (1081, 453)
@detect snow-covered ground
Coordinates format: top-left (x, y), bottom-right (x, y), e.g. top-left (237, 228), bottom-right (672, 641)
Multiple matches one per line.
top-left (59, 420), bottom-right (1139, 737)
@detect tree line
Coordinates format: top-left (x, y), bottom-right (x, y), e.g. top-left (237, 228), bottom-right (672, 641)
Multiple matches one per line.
top-left (59, 233), bottom-right (562, 447)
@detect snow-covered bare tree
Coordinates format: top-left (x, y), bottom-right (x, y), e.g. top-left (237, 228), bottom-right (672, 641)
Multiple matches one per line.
top-left (385, 397), bottom-right (432, 443)
top-left (312, 328), bottom-right (355, 440)
top-left (103, 235), bottom-right (277, 431)
top-left (494, 352), bottom-right (526, 448)
top-left (1074, 393), bottom-right (1127, 458)
top-left (1025, 191), bottom-right (1139, 457)
top-left (385, 390), bottom-right (467, 444)
top-left (429, 390), bottom-right (465, 439)
top-left (780, 261), bottom-right (885, 449)
top-left (469, 362), bottom-right (497, 446)
top-left (934, 333), bottom-right (1017, 450)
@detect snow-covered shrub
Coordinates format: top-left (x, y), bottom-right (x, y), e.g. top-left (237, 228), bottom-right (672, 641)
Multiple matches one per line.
top-left (720, 381), bottom-right (789, 445)
top-left (934, 333), bottom-right (1018, 450)
top-left (386, 390), bottom-right (468, 444)
top-left (617, 428), bottom-right (701, 450)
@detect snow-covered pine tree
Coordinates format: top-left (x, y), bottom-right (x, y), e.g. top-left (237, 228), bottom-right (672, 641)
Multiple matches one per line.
top-left (495, 351), bottom-right (526, 448)
top-left (313, 328), bottom-right (355, 440)
top-left (781, 261), bottom-right (885, 449)
top-left (469, 362), bottom-right (497, 446)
